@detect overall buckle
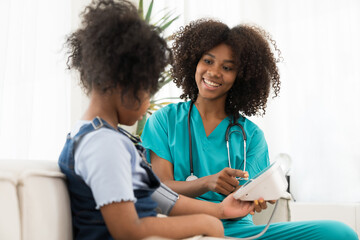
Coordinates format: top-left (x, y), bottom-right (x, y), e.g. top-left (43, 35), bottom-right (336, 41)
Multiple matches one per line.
top-left (91, 116), bottom-right (104, 130)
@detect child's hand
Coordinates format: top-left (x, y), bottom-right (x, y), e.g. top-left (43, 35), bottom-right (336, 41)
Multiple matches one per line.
top-left (219, 193), bottom-right (255, 219)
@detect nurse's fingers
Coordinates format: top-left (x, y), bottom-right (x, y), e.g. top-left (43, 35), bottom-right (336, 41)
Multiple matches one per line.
top-left (222, 175), bottom-right (239, 187)
top-left (224, 168), bottom-right (249, 180)
top-left (215, 180), bottom-right (237, 195)
top-left (215, 185), bottom-right (233, 195)
top-left (218, 169), bottom-right (239, 187)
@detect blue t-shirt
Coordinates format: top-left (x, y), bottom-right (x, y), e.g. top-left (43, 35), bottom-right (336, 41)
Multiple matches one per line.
top-left (142, 101), bottom-right (270, 223)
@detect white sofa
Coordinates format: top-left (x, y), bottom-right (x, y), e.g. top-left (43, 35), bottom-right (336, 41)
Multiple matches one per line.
top-left (0, 159), bottom-right (358, 240)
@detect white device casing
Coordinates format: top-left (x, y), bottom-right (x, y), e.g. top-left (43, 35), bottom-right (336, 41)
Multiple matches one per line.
top-left (233, 161), bottom-right (288, 201)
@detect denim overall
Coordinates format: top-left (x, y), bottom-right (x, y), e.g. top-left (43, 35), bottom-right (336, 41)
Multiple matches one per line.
top-left (58, 117), bottom-right (160, 240)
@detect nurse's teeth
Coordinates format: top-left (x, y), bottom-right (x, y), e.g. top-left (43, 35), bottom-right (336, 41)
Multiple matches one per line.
top-left (204, 79), bottom-right (221, 87)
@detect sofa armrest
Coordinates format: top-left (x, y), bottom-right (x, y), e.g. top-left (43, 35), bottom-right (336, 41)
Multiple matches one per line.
top-left (0, 171), bottom-right (21, 240)
top-left (0, 160), bottom-right (73, 240)
top-left (18, 168), bottom-right (72, 240)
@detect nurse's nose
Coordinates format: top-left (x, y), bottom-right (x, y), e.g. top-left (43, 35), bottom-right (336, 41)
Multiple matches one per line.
top-left (207, 67), bottom-right (221, 78)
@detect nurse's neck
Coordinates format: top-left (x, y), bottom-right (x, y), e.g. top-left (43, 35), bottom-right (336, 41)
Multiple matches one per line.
top-left (194, 98), bottom-right (227, 121)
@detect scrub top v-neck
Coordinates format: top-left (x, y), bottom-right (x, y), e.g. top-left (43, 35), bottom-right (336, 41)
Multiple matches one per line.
top-left (141, 101), bottom-right (270, 205)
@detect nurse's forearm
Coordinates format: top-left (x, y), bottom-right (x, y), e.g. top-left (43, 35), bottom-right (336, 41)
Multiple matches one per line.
top-left (149, 150), bottom-right (213, 197)
top-left (162, 177), bottom-right (212, 198)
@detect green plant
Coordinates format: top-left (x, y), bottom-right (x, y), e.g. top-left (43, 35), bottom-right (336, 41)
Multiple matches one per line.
top-left (135, 0), bottom-right (179, 136)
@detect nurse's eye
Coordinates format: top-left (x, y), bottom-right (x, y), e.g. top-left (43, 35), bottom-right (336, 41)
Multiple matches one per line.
top-left (203, 59), bottom-right (212, 65)
top-left (223, 65), bottom-right (233, 71)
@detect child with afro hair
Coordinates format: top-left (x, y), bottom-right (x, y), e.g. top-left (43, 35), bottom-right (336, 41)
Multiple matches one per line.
top-left (59, 1), bottom-right (261, 240)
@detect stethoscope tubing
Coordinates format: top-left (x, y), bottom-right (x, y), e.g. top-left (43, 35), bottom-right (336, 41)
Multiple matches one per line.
top-left (227, 129), bottom-right (247, 171)
top-left (187, 102), bottom-right (247, 180)
top-left (188, 103), bottom-right (194, 176)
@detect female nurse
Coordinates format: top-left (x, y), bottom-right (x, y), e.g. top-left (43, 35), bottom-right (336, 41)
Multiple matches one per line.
top-left (141, 19), bottom-right (358, 239)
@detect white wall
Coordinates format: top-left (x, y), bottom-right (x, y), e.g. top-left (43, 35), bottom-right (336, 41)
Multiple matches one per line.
top-left (69, 0), bottom-right (92, 126)
top-left (0, 0), bottom-right (72, 161)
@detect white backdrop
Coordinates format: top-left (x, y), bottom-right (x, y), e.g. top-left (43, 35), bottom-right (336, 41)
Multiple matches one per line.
top-left (146, 0), bottom-right (360, 202)
top-left (0, 0), bottom-right (359, 202)
top-left (0, 0), bottom-right (72, 160)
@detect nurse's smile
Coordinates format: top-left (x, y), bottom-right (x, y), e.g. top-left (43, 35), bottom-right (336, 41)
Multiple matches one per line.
top-left (202, 78), bottom-right (222, 89)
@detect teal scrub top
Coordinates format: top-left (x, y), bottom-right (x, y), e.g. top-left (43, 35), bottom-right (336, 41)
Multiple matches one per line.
top-left (142, 101), bottom-right (269, 222)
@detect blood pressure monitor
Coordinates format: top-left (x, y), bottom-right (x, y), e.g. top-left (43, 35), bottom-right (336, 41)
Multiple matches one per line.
top-left (233, 161), bottom-right (288, 201)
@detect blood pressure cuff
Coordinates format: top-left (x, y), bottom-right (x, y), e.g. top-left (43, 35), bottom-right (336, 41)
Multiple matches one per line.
top-left (151, 183), bottom-right (179, 215)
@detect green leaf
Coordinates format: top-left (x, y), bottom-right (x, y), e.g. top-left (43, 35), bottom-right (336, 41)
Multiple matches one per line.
top-left (134, 0), bottom-right (180, 134)
top-left (154, 11), bottom-right (172, 25)
top-left (138, 0), bottom-right (144, 19)
top-left (160, 16), bottom-right (179, 31)
top-left (145, 0), bottom-right (154, 23)
top-left (153, 11), bottom-right (172, 28)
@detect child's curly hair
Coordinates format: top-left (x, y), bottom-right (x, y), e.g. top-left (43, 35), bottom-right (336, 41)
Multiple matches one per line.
top-left (172, 19), bottom-right (281, 117)
top-left (65, 0), bottom-right (171, 101)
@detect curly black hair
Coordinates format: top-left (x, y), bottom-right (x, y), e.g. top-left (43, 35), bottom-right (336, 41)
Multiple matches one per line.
top-left (65, 0), bottom-right (171, 101)
top-left (172, 19), bottom-right (281, 117)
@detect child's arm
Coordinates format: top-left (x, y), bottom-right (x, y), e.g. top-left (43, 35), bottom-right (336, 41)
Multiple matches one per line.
top-left (101, 201), bottom-right (224, 240)
top-left (169, 193), bottom-right (255, 219)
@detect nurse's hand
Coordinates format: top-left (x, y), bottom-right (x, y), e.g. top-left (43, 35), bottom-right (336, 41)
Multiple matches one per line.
top-left (253, 198), bottom-right (277, 214)
top-left (205, 168), bottom-right (249, 195)
top-left (219, 193), bottom-right (255, 219)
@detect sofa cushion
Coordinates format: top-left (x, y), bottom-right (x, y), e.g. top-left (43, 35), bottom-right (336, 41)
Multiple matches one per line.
top-left (0, 171), bottom-right (21, 240)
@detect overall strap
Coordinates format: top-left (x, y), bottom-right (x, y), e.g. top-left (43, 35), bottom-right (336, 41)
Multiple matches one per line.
top-left (117, 125), bottom-right (152, 168)
top-left (72, 116), bottom-right (115, 155)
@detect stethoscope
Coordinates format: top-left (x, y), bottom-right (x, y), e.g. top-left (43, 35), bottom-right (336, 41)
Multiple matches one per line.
top-left (186, 102), bottom-right (248, 181)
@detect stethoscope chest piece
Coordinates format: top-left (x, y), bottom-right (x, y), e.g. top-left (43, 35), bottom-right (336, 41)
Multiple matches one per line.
top-left (186, 173), bottom-right (198, 181)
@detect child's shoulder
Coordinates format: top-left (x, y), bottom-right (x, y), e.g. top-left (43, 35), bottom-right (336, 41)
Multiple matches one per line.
top-left (71, 120), bottom-right (133, 149)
